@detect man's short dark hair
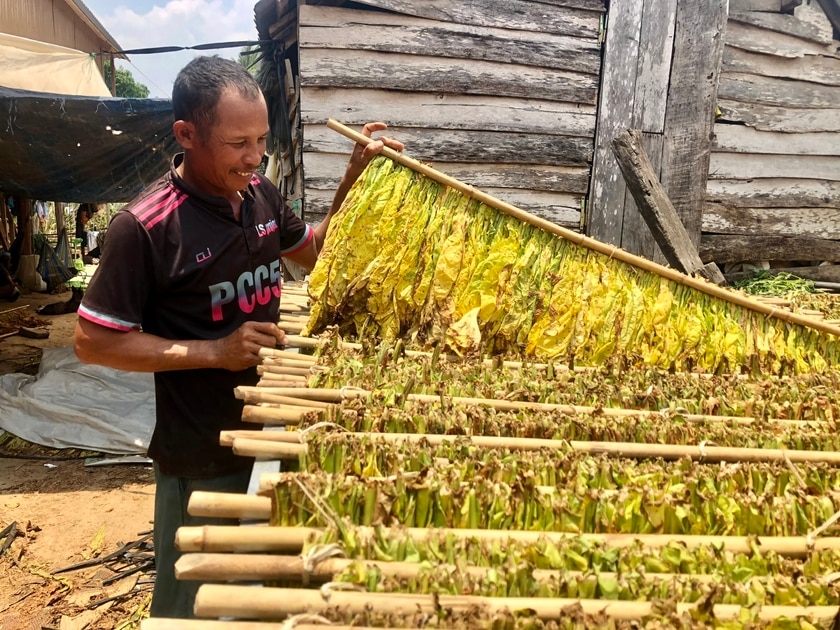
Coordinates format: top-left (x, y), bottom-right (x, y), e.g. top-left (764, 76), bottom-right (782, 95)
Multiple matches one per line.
top-left (172, 56), bottom-right (263, 132)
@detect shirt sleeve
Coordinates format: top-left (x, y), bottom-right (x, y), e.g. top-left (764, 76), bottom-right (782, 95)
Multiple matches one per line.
top-left (278, 200), bottom-right (313, 256)
top-left (77, 212), bottom-right (154, 332)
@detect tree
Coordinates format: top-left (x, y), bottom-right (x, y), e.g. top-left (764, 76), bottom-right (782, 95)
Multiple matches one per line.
top-left (103, 60), bottom-right (150, 98)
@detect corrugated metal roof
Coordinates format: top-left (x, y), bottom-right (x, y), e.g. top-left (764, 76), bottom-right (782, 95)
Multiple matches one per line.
top-left (66, 0), bottom-right (123, 53)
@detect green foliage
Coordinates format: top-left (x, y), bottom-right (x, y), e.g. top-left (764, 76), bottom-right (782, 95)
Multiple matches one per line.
top-left (103, 60), bottom-right (150, 98)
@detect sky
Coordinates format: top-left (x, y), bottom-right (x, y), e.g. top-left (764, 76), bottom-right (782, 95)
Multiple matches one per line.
top-left (81, 0), bottom-right (261, 98)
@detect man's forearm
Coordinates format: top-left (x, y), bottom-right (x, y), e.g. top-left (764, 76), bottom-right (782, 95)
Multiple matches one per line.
top-left (74, 320), bottom-right (220, 373)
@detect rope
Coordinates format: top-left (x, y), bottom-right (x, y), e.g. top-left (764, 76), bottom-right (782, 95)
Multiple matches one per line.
top-left (300, 543), bottom-right (347, 587)
top-left (807, 509), bottom-right (840, 549)
top-left (320, 581), bottom-right (366, 602)
top-left (293, 477), bottom-right (342, 529)
top-left (297, 422), bottom-right (349, 443)
top-left (339, 386), bottom-right (368, 400)
top-left (782, 450), bottom-right (808, 490)
top-left (280, 614), bottom-right (334, 630)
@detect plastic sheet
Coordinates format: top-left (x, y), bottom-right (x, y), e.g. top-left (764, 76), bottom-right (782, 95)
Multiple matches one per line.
top-left (0, 87), bottom-right (176, 202)
top-left (0, 347), bottom-right (154, 454)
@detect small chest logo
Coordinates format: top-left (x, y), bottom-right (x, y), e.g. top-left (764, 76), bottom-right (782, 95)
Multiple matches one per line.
top-left (195, 247), bottom-right (212, 263)
top-left (255, 219), bottom-right (278, 238)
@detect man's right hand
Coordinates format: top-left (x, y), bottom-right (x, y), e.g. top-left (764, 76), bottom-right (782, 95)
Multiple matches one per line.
top-left (215, 321), bottom-right (287, 371)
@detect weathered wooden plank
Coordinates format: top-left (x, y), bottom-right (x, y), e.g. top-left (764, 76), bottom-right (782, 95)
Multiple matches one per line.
top-left (706, 178), bottom-right (840, 208)
top-left (708, 152), bottom-right (840, 180)
top-left (724, 265), bottom-right (840, 283)
top-left (700, 234), bottom-right (840, 263)
top-left (586, 0), bottom-right (643, 245)
top-left (350, 0), bottom-right (602, 38)
top-left (729, 11), bottom-right (836, 45)
top-left (620, 132), bottom-right (664, 262)
top-left (300, 49), bottom-right (598, 104)
top-left (703, 204), bottom-right (840, 239)
top-left (303, 124), bottom-right (594, 166)
top-left (660, 0), bottom-right (728, 247)
top-left (717, 99), bottom-right (840, 133)
top-left (729, 0), bottom-right (782, 10)
top-left (794, 1), bottom-right (836, 45)
top-left (713, 124), bottom-right (840, 156)
top-left (299, 6), bottom-right (602, 75)
top-left (724, 20), bottom-right (838, 57)
top-left (636, 0), bottom-right (677, 133)
top-left (300, 88), bottom-right (598, 138)
top-left (303, 152), bottom-right (591, 194)
top-left (614, 129), bottom-right (722, 281)
top-left (303, 187), bottom-right (582, 228)
top-left (530, 0), bottom-right (606, 12)
top-left (723, 45), bottom-right (840, 86)
top-left (718, 72), bottom-right (840, 108)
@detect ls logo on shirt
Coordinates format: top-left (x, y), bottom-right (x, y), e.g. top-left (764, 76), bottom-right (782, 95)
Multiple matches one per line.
top-left (208, 259), bottom-right (282, 321)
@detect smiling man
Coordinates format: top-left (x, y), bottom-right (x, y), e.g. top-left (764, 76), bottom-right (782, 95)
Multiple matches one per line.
top-left (72, 55), bottom-right (403, 618)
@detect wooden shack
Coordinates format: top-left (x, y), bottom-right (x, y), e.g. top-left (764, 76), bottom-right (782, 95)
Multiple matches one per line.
top-left (256, 0), bottom-right (840, 276)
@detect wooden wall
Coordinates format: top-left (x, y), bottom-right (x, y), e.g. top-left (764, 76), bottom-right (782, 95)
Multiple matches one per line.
top-left (702, 0), bottom-right (840, 275)
top-left (273, 0), bottom-right (605, 228)
top-left (0, 0), bottom-right (111, 54)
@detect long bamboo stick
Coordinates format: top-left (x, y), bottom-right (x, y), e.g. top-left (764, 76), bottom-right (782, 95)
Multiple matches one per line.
top-left (258, 365), bottom-right (314, 378)
top-left (143, 623), bottom-right (408, 630)
top-left (236, 385), bottom-right (762, 424)
top-left (276, 321), bottom-right (306, 334)
top-left (241, 406), bottom-right (321, 425)
top-left (176, 524), bottom-right (840, 556)
top-left (174, 552), bottom-right (722, 585)
top-left (256, 373), bottom-right (307, 383)
top-left (279, 304), bottom-right (309, 314)
top-left (195, 584), bottom-right (839, 622)
top-left (327, 118), bottom-right (840, 339)
top-left (229, 432), bottom-right (840, 465)
top-left (141, 621), bottom-right (291, 629)
top-left (257, 349), bottom-right (316, 363)
top-left (187, 491), bottom-right (270, 520)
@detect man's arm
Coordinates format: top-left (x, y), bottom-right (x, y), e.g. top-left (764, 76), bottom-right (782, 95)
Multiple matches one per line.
top-left (74, 318), bottom-right (285, 373)
top-left (285, 122), bottom-right (405, 271)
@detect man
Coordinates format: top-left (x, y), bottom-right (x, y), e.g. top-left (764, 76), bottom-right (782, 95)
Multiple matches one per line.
top-left (73, 55), bottom-right (403, 618)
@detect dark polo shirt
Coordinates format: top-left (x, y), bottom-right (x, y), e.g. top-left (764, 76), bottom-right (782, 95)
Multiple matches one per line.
top-left (79, 155), bottom-right (312, 477)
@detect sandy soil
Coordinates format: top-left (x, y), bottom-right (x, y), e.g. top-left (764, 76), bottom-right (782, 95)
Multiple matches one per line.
top-left (0, 288), bottom-right (155, 629)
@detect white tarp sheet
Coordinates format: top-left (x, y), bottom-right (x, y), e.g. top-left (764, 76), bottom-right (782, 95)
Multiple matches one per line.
top-left (0, 32), bottom-right (111, 96)
top-left (0, 347), bottom-right (154, 454)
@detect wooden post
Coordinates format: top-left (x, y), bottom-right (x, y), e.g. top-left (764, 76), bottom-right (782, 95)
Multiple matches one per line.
top-left (0, 196), bottom-right (9, 250)
top-left (17, 198), bottom-right (32, 256)
top-left (659, 0), bottom-right (728, 247)
top-left (109, 53), bottom-right (117, 97)
top-left (612, 129), bottom-right (726, 284)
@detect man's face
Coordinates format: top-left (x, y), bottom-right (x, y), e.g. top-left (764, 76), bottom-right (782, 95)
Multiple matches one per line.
top-left (186, 88), bottom-right (269, 198)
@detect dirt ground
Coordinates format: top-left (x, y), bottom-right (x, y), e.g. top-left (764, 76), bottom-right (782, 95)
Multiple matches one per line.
top-left (0, 289), bottom-right (155, 630)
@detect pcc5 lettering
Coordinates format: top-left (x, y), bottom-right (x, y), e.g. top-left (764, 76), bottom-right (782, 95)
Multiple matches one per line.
top-left (208, 259), bottom-right (282, 321)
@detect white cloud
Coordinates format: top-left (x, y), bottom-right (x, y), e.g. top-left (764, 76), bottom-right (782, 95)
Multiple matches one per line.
top-left (86, 0), bottom-right (260, 98)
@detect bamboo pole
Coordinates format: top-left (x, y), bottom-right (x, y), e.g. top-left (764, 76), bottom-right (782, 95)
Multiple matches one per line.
top-left (279, 313), bottom-right (310, 322)
top-left (195, 584), bottom-right (840, 622)
top-left (258, 365), bottom-right (314, 378)
top-left (175, 552), bottom-right (725, 585)
top-left (231, 438), bottom-right (305, 458)
top-left (187, 491), bottom-right (271, 520)
top-left (235, 385), bottom-right (761, 424)
top-left (279, 304), bottom-right (310, 314)
top-left (327, 118), bottom-right (840, 339)
top-left (255, 380), bottom-right (307, 388)
top-left (277, 321), bottom-right (306, 333)
top-left (141, 621), bottom-right (292, 629)
top-left (257, 349), bottom-right (316, 363)
top-left (241, 406), bottom-right (320, 425)
top-left (229, 432), bottom-right (840, 465)
top-left (176, 524), bottom-right (840, 556)
top-left (255, 376), bottom-right (312, 387)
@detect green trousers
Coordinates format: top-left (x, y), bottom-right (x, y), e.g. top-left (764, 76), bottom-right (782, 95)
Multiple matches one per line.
top-left (149, 463), bottom-right (252, 618)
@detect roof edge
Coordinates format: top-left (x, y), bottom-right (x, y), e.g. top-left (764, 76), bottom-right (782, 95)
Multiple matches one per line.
top-left (65, 0), bottom-right (125, 55)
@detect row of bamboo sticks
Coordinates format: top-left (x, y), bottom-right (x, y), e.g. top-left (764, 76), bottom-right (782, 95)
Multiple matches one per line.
top-left (145, 286), bottom-right (840, 627)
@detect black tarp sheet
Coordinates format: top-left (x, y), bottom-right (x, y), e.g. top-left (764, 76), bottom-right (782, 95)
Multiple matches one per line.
top-left (0, 87), bottom-right (177, 202)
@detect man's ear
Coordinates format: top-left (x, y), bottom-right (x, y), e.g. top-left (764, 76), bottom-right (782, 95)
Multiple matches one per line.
top-left (173, 120), bottom-right (198, 149)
